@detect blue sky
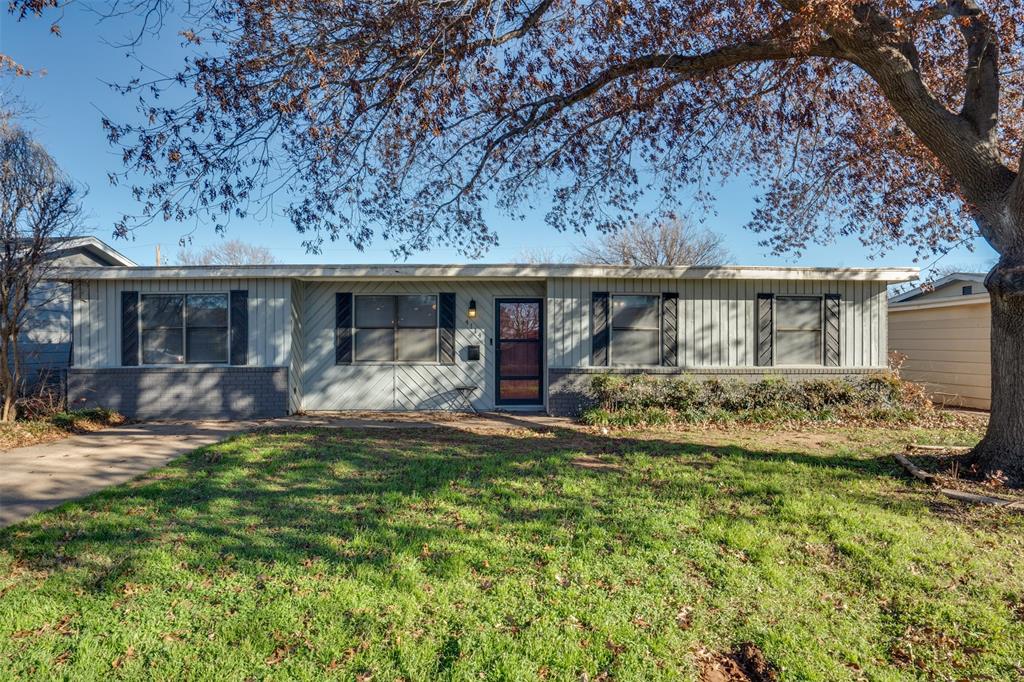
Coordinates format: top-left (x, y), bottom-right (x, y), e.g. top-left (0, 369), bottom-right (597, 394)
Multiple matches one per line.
top-left (1, 5), bottom-right (998, 272)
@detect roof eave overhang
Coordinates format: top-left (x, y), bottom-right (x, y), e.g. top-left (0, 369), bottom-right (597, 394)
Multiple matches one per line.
top-left (46, 264), bottom-right (921, 283)
top-left (888, 293), bottom-right (990, 312)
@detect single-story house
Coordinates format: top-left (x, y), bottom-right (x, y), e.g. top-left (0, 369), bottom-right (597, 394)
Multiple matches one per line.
top-left (52, 262), bottom-right (917, 419)
top-left (888, 273), bottom-right (991, 410)
top-left (20, 237), bottom-right (136, 387)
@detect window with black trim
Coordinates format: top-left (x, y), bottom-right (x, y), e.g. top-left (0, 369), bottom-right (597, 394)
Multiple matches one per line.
top-left (354, 294), bottom-right (438, 363)
top-left (140, 293), bottom-right (229, 365)
top-left (962, 285), bottom-right (973, 296)
top-left (610, 294), bottom-right (660, 366)
top-left (775, 296), bottom-right (822, 365)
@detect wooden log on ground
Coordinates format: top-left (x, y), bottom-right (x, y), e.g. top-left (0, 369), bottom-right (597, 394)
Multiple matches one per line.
top-left (939, 489), bottom-right (1013, 506)
top-left (893, 453), bottom-right (937, 484)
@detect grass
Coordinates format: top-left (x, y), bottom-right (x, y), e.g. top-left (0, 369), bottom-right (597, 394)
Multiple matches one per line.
top-left (1, 420), bottom-right (1022, 680)
top-left (0, 408), bottom-right (126, 450)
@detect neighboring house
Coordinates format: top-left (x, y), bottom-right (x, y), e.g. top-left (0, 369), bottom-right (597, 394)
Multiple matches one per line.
top-left (20, 237), bottom-right (136, 388)
top-left (888, 273), bottom-right (991, 410)
top-left (51, 263), bottom-right (916, 419)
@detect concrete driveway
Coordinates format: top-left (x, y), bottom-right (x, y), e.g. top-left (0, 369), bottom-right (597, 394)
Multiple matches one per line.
top-left (0, 421), bottom-right (257, 528)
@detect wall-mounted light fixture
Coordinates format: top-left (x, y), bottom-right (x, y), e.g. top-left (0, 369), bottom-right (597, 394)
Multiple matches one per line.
top-left (467, 299), bottom-right (477, 318)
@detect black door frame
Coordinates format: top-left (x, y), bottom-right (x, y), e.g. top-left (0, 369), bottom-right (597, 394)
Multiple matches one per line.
top-left (494, 298), bottom-right (544, 406)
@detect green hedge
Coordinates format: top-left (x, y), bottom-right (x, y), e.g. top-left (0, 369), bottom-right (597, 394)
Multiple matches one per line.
top-left (581, 373), bottom-right (931, 427)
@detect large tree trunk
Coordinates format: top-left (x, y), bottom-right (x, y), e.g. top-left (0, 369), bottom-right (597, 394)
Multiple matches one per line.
top-left (970, 258), bottom-right (1024, 485)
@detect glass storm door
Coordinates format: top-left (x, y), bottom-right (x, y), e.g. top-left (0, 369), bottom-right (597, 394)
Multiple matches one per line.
top-left (495, 299), bottom-right (543, 405)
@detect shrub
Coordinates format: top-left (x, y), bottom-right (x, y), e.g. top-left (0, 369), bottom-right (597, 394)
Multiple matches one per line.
top-left (743, 376), bottom-right (796, 410)
top-left (580, 406), bottom-right (671, 428)
top-left (591, 374), bottom-right (628, 410)
top-left (585, 371), bottom-right (932, 428)
top-left (50, 407), bottom-right (125, 431)
top-left (699, 378), bottom-right (729, 410)
top-left (858, 373), bottom-right (904, 407)
top-left (800, 379), bottom-right (857, 410)
top-left (665, 377), bottom-right (701, 411)
top-left (744, 405), bottom-right (812, 423)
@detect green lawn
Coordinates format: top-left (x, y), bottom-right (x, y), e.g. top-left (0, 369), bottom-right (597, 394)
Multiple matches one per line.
top-left (2, 421), bottom-right (1022, 680)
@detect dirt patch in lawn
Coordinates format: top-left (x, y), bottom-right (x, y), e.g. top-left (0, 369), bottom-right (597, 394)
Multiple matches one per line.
top-left (696, 643), bottom-right (779, 682)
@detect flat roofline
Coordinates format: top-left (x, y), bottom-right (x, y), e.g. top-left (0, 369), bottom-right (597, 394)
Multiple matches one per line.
top-left (888, 292), bottom-right (990, 311)
top-left (48, 263), bottom-right (920, 283)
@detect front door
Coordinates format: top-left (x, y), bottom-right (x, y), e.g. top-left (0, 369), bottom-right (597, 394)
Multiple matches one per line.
top-left (495, 299), bottom-right (543, 405)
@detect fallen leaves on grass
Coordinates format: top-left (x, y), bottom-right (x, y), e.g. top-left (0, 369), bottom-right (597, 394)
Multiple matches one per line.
top-left (111, 645), bottom-right (135, 669)
top-left (11, 614), bottom-right (75, 640)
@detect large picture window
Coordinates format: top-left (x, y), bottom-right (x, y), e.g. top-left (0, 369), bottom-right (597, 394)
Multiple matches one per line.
top-left (775, 296), bottom-right (822, 365)
top-left (140, 293), bottom-right (229, 365)
top-left (610, 294), bottom-right (660, 366)
top-left (354, 294), bottom-right (438, 363)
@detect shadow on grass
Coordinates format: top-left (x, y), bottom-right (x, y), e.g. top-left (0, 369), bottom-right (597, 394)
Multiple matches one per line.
top-left (0, 418), bottom-right (908, 586)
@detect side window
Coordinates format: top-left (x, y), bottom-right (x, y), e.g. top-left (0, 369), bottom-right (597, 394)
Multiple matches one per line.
top-left (775, 296), bottom-right (822, 365)
top-left (610, 294), bottom-right (660, 366)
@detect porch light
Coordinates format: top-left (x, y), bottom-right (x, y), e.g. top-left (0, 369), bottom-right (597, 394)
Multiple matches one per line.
top-left (467, 299), bottom-right (477, 318)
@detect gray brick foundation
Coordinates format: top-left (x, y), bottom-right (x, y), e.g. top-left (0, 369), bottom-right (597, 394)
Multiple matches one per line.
top-left (546, 366), bottom-right (887, 417)
top-left (68, 366), bottom-right (289, 419)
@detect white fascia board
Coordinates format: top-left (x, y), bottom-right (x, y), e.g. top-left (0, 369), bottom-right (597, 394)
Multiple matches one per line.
top-left (47, 263), bottom-right (921, 283)
top-left (888, 293), bottom-right (990, 312)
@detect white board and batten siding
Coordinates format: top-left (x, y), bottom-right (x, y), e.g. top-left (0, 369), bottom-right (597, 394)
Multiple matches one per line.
top-left (71, 278), bottom-right (293, 369)
top-left (546, 277), bottom-right (889, 369)
top-left (300, 280), bottom-right (545, 411)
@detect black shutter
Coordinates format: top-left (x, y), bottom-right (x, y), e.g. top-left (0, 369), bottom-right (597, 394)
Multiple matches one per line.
top-left (756, 293), bottom-right (774, 367)
top-left (335, 292), bottom-right (353, 364)
top-left (661, 292), bottom-right (678, 367)
top-left (121, 291), bottom-right (139, 366)
top-left (824, 293), bottom-right (841, 367)
top-left (591, 292), bottom-right (610, 367)
top-left (230, 290), bottom-right (248, 365)
top-left (439, 292), bottom-right (456, 365)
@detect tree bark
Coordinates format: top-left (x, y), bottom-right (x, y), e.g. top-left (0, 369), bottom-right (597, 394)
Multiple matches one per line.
top-left (970, 256), bottom-right (1024, 485)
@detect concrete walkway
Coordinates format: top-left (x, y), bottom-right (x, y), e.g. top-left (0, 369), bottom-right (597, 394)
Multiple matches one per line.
top-left (0, 421), bottom-right (257, 528)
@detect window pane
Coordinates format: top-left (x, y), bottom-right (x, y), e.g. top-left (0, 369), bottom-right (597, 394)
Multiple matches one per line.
top-left (354, 328), bottom-right (395, 362)
top-left (612, 295), bottom-right (659, 329)
top-left (776, 297), bottom-right (821, 330)
top-left (776, 330), bottom-right (821, 365)
top-left (499, 379), bottom-right (540, 402)
top-left (498, 302), bottom-right (540, 340)
top-left (611, 329), bottom-right (660, 366)
top-left (355, 296), bottom-right (394, 328)
top-left (186, 327), bottom-right (228, 363)
top-left (500, 341), bottom-right (540, 376)
top-left (186, 294), bottom-right (228, 327)
top-left (396, 328), bottom-right (437, 362)
top-left (141, 295), bottom-right (183, 328)
top-left (142, 329), bottom-right (183, 364)
top-left (397, 295), bottom-right (437, 328)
